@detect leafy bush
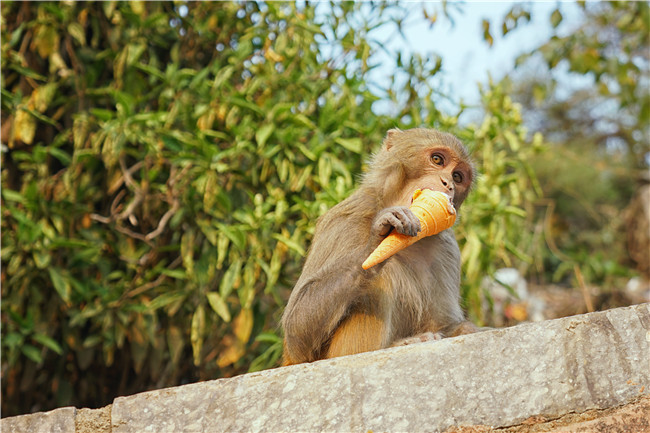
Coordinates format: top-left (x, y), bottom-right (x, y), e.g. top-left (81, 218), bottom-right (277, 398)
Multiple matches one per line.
top-left (1, 1), bottom-right (541, 415)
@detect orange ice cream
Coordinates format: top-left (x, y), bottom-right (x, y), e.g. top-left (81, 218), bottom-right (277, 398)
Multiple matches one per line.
top-left (362, 189), bottom-right (456, 270)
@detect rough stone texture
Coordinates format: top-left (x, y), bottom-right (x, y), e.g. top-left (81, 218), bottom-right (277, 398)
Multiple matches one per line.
top-left (1, 406), bottom-right (76, 433)
top-left (3, 304), bottom-right (649, 432)
top-left (447, 395), bottom-right (650, 432)
top-left (75, 406), bottom-right (112, 433)
top-left (550, 395), bottom-right (650, 433)
top-left (111, 303), bottom-right (650, 433)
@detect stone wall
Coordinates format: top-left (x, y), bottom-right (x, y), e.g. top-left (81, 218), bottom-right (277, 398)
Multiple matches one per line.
top-left (3, 303), bottom-right (649, 432)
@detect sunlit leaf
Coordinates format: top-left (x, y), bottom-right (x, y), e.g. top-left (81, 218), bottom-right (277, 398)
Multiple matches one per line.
top-left (33, 334), bottom-right (63, 355)
top-left (14, 109), bottom-right (36, 145)
top-left (191, 305), bottom-right (206, 366)
top-left (216, 335), bottom-right (245, 368)
top-left (550, 9), bottom-right (563, 28)
top-left (255, 124), bottom-right (274, 148)
top-left (68, 22), bottom-right (86, 46)
top-left (207, 292), bottom-right (231, 322)
top-left (482, 19), bottom-right (493, 47)
top-left (233, 308), bottom-right (253, 343)
top-left (33, 24), bottom-right (60, 58)
top-left (335, 137), bottom-right (363, 154)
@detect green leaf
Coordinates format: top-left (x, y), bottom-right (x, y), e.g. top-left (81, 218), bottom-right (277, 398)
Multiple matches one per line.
top-left (550, 9), bottom-right (563, 28)
top-left (228, 96), bottom-right (264, 116)
top-left (216, 232), bottom-right (230, 269)
top-left (22, 344), bottom-right (43, 363)
top-left (206, 292), bottom-right (231, 322)
top-left (160, 269), bottom-right (187, 279)
top-left (215, 223), bottom-right (246, 251)
top-left (335, 137), bottom-right (363, 154)
top-left (219, 259), bottom-right (242, 298)
top-left (271, 233), bottom-right (305, 256)
top-left (67, 22), bottom-right (86, 46)
top-left (213, 65), bottom-right (235, 89)
top-left (48, 268), bottom-right (71, 303)
top-left (255, 124), bottom-right (274, 148)
top-left (254, 332), bottom-right (281, 344)
top-left (82, 335), bottom-right (102, 349)
top-left (197, 219), bottom-right (218, 245)
top-left (48, 146), bottom-right (71, 165)
top-left (2, 189), bottom-right (26, 204)
top-left (33, 250), bottom-right (51, 269)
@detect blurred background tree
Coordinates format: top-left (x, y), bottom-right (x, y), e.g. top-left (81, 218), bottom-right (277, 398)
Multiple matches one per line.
top-left (498, 2), bottom-right (649, 289)
top-left (1, 0), bottom-right (645, 417)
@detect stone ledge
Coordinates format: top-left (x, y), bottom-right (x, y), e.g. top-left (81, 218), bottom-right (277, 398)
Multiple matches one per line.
top-left (1, 406), bottom-right (76, 433)
top-left (3, 303), bottom-right (649, 433)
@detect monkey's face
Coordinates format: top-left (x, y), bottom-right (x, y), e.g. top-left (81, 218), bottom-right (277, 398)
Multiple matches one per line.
top-left (374, 128), bottom-right (476, 210)
top-left (414, 146), bottom-right (474, 209)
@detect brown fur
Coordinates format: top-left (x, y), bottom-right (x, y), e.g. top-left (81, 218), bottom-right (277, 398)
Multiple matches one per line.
top-left (281, 128), bottom-right (478, 365)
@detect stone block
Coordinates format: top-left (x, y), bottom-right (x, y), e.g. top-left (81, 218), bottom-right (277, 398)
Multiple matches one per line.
top-left (109, 303), bottom-right (650, 432)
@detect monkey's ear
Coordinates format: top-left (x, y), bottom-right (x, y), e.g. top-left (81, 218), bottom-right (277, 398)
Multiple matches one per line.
top-left (383, 128), bottom-right (402, 151)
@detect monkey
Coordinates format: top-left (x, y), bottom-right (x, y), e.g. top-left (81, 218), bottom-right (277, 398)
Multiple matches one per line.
top-left (281, 128), bottom-right (479, 365)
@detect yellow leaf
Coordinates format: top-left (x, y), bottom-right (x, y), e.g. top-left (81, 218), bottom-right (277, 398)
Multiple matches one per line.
top-left (233, 308), bottom-right (253, 343)
top-left (264, 47), bottom-right (284, 63)
top-left (203, 171), bottom-right (218, 211)
top-left (167, 326), bottom-right (184, 366)
top-left (33, 25), bottom-right (60, 58)
top-left (216, 335), bottom-right (245, 368)
top-left (181, 230), bottom-right (195, 277)
top-left (33, 83), bottom-right (58, 112)
top-left (191, 305), bottom-right (206, 366)
top-left (14, 109), bottom-right (36, 145)
top-left (129, 1), bottom-right (145, 15)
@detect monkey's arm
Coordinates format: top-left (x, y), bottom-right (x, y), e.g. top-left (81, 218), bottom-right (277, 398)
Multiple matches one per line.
top-left (282, 230), bottom-right (377, 363)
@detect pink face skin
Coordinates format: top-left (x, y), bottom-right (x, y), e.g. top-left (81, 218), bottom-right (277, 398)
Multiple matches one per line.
top-left (397, 147), bottom-right (473, 211)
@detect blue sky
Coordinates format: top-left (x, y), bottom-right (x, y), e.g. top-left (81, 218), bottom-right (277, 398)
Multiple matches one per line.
top-left (373, 2), bottom-right (583, 119)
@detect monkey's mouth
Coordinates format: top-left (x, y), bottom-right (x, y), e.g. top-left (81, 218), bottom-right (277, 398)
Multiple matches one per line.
top-left (409, 187), bottom-right (440, 203)
top-left (410, 186), bottom-right (442, 204)
top-left (410, 188), bottom-right (456, 214)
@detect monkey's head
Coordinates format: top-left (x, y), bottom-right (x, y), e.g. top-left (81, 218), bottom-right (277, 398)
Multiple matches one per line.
top-left (366, 128), bottom-right (476, 210)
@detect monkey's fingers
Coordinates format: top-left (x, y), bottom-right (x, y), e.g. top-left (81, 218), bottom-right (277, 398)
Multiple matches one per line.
top-left (373, 207), bottom-right (421, 238)
top-left (362, 190), bottom-right (456, 270)
top-left (386, 207), bottom-right (420, 237)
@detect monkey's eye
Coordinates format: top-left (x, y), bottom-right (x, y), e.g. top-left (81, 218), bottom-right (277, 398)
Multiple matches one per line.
top-left (431, 154), bottom-right (444, 166)
top-left (452, 172), bottom-right (463, 183)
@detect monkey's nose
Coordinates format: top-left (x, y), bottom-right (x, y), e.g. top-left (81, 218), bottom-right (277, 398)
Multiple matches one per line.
top-left (440, 177), bottom-right (454, 191)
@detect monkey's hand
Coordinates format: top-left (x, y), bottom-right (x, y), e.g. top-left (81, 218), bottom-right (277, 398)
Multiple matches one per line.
top-left (372, 206), bottom-right (421, 238)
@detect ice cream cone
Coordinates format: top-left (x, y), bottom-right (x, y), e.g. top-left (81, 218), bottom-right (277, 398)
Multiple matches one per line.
top-left (362, 189), bottom-right (456, 270)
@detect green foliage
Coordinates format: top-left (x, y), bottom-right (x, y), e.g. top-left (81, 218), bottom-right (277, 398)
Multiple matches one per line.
top-left (505, 1), bottom-right (648, 285)
top-left (1, 1), bottom-right (541, 415)
top-left (456, 81), bottom-right (544, 322)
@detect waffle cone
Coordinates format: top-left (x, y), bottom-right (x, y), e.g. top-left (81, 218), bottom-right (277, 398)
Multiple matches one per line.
top-left (362, 189), bottom-right (456, 270)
